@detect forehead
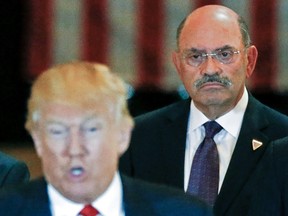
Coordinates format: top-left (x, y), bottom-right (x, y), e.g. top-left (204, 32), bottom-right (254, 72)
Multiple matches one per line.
top-left (179, 10), bottom-right (242, 50)
top-left (39, 102), bottom-right (113, 125)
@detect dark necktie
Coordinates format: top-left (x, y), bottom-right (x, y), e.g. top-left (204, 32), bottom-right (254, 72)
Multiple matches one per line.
top-left (187, 121), bottom-right (222, 206)
top-left (78, 204), bottom-right (99, 216)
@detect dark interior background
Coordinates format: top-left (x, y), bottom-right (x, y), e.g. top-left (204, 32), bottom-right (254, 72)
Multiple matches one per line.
top-left (1, 1), bottom-right (287, 143)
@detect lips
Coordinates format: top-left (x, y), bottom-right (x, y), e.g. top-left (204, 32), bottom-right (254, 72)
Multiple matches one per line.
top-left (69, 166), bottom-right (85, 180)
top-left (70, 167), bottom-right (84, 176)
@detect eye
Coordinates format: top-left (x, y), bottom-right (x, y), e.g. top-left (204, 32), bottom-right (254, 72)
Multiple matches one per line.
top-left (217, 50), bottom-right (233, 60)
top-left (189, 52), bottom-right (203, 61)
top-left (82, 126), bottom-right (99, 138)
top-left (46, 124), bottom-right (68, 139)
top-left (84, 126), bottom-right (97, 133)
top-left (81, 120), bottom-right (102, 138)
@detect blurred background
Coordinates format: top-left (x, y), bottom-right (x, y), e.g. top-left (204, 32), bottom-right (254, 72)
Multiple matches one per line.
top-left (0, 0), bottom-right (288, 178)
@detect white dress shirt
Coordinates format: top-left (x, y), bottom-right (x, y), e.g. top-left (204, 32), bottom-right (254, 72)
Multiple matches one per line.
top-left (48, 172), bottom-right (125, 216)
top-left (184, 89), bottom-right (248, 192)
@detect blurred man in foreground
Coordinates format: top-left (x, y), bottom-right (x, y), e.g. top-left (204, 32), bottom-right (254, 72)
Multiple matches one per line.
top-left (0, 62), bottom-right (211, 216)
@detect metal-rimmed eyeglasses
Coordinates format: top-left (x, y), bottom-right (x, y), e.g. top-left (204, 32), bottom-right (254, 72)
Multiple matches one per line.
top-left (181, 46), bottom-right (245, 67)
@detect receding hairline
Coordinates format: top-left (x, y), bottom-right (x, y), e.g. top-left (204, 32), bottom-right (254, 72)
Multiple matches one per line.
top-left (176, 6), bottom-right (251, 49)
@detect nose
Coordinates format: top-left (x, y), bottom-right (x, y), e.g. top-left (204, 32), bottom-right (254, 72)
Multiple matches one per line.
top-left (67, 128), bottom-right (86, 157)
top-left (200, 55), bottom-right (221, 76)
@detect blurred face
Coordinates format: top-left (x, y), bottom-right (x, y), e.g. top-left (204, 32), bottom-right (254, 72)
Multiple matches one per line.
top-left (32, 102), bottom-right (130, 203)
top-left (173, 8), bottom-right (257, 118)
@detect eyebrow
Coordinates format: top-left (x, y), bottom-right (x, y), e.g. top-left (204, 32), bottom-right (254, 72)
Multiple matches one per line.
top-left (214, 45), bottom-right (235, 52)
top-left (46, 120), bottom-right (66, 126)
top-left (185, 45), bottom-right (235, 53)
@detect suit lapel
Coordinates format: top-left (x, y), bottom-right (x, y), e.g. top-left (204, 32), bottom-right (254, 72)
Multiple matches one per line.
top-left (158, 99), bottom-right (191, 188)
top-left (214, 96), bottom-right (271, 215)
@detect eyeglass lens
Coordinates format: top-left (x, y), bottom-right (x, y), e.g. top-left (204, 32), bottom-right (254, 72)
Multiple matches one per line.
top-left (183, 48), bottom-right (241, 67)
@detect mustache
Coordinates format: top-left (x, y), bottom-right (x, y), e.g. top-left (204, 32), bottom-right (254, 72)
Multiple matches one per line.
top-left (193, 74), bottom-right (232, 89)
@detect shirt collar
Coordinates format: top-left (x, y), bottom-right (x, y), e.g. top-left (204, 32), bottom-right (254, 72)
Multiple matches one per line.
top-left (48, 172), bottom-right (124, 216)
top-left (93, 172), bottom-right (124, 216)
top-left (189, 88), bottom-right (248, 138)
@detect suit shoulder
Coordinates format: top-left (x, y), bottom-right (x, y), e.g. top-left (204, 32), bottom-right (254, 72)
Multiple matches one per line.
top-left (135, 99), bottom-right (190, 124)
top-left (0, 151), bottom-right (22, 164)
top-left (261, 103), bottom-right (288, 120)
top-left (0, 151), bottom-right (29, 176)
top-left (0, 151), bottom-right (30, 185)
top-left (250, 96), bottom-right (288, 122)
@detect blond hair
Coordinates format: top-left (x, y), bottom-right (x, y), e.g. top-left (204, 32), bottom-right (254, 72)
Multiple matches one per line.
top-left (25, 61), bottom-right (133, 132)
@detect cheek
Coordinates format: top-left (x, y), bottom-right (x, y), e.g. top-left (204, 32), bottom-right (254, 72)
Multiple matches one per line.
top-left (87, 133), bottom-right (119, 161)
top-left (88, 145), bottom-right (119, 183)
top-left (90, 142), bottom-right (118, 161)
top-left (182, 71), bottom-right (200, 93)
top-left (40, 146), bottom-right (65, 182)
top-left (179, 65), bottom-right (198, 82)
top-left (39, 135), bottom-right (67, 161)
top-left (40, 145), bottom-right (63, 166)
top-left (230, 65), bottom-right (247, 83)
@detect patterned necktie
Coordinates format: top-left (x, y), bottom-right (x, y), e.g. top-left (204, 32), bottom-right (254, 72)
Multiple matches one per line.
top-left (187, 121), bottom-right (222, 206)
top-left (78, 204), bottom-right (99, 216)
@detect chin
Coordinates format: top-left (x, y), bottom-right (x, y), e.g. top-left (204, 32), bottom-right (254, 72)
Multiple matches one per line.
top-left (207, 97), bottom-right (236, 109)
top-left (64, 190), bottom-right (96, 204)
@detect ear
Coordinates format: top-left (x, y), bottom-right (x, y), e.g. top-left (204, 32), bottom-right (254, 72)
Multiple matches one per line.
top-left (117, 121), bottom-right (133, 156)
top-left (31, 130), bottom-right (43, 158)
top-left (245, 45), bottom-right (258, 78)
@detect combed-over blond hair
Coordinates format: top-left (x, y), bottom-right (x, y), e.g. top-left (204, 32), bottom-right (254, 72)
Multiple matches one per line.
top-left (25, 61), bottom-right (133, 132)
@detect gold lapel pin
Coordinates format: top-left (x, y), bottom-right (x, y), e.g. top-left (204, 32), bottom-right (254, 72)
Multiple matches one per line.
top-left (252, 139), bottom-right (263, 151)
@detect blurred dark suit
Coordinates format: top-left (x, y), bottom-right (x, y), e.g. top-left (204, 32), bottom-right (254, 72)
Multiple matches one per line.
top-left (0, 151), bottom-right (29, 187)
top-left (247, 136), bottom-right (288, 216)
top-left (0, 175), bottom-right (212, 216)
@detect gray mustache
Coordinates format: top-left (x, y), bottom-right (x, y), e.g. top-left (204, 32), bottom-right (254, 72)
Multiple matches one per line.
top-left (194, 74), bottom-right (232, 89)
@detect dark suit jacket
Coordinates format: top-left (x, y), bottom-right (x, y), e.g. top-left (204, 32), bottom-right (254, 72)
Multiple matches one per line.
top-left (120, 94), bottom-right (288, 216)
top-left (246, 136), bottom-right (288, 216)
top-left (0, 175), bottom-right (212, 216)
top-left (0, 151), bottom-right (29, 187)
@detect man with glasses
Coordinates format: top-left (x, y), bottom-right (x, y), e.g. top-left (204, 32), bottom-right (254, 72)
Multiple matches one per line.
top-left (120, 5), bottom-right (288, 215)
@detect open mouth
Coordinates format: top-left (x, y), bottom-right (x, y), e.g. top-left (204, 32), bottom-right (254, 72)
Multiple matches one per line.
top-left (70, 167), bottom-right (84, 177)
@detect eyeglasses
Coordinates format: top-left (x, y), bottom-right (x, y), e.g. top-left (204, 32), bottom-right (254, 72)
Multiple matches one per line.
top-left (181, 47), bottom-right (244, 67)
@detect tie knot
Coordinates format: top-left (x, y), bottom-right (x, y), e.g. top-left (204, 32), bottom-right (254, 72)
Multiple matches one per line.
top-left (204, 121), bottom-right (222, 139)
top-left (78, 204), bottom-right (99, 216)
